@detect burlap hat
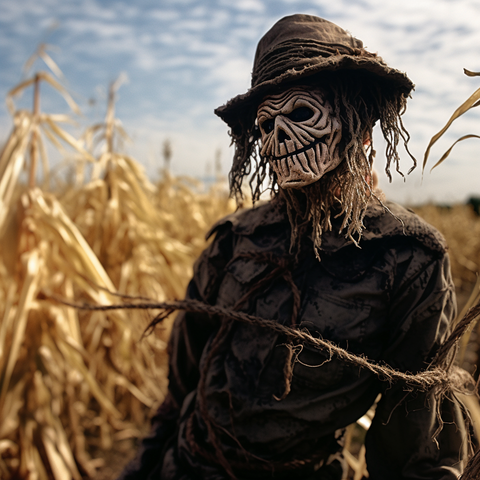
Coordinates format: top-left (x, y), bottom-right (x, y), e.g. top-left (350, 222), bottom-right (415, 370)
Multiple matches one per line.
top-left (214, 14), bottom-right (414, 132)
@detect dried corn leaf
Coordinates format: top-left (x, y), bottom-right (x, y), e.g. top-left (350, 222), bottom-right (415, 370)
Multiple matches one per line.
top-left (464, 69), bottom-right (480, 77)
top-left (0, 112), bottom-right (33, 233)
top-left (7, 72), bottom-right (80, 116)
top-left (423, 76), bottom-right (480, 170)
top-left (37, 46), bottom-right (65, 82)
top-left (24, 44), bottom-right (64, 81)
top-left (430, 134), bottom-right (480, 170)
top-left (42, 117), bottom-right (95, 162)
top-left (0, 250), bottom-right (42, 405)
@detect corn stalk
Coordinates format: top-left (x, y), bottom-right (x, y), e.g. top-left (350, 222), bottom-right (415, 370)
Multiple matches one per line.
top-left (0, 63), bottom-right (171, 477)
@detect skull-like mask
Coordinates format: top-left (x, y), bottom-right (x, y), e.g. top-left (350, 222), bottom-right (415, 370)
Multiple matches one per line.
top-left (257, 87), bottom-right (342, 188)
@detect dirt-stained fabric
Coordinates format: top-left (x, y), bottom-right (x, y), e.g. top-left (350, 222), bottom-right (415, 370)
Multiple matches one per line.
top-left (119, 199), bottom-right (467, 480)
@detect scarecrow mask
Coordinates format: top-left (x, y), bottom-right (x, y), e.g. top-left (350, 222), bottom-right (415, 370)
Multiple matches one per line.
top-left (257, 87), bottom-right (342, 188)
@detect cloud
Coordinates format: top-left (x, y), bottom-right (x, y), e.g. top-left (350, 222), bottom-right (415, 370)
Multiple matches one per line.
top-left (219, 0), bottom-right (266, 13)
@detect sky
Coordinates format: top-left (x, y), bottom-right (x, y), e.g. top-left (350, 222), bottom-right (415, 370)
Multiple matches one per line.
top-left (1, 0), bottom-right (480, 205)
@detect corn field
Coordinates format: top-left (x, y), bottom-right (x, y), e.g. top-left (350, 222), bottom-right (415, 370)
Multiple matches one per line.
top-left (0, 57), bottom-right (236, 479)
top-left (1, 56), bottom-right (480, 479)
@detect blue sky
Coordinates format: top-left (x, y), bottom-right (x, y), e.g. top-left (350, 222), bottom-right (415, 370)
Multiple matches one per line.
top-left (1, 0), bottom-right (480, 204)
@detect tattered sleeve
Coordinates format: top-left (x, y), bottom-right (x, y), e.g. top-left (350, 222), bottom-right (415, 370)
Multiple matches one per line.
top-left (118, 224), bottom-right (233, 479)
top-left (365, 242), bottom-right (468, 480)
top-left (167, 222), bottom-right (234, 406)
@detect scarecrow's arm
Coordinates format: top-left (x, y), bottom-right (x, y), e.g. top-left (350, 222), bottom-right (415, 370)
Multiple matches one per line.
top-left (365, 247), bottom-right (467, 479)
top-left (167, 222), bottom-right (234, 405)
top-left (118, 224), bottom-right (234, 479)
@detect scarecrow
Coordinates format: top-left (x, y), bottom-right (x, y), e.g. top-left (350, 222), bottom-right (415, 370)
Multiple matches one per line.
top-left (120, 14), bottom-right (469, 479)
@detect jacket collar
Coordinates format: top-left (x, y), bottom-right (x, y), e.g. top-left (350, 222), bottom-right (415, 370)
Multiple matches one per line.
top-left (207, 198), bottom-right (447, 255)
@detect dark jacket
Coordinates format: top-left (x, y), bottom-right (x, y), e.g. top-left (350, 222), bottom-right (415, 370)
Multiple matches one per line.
top-left (122, 199), bottom-right (467, 480)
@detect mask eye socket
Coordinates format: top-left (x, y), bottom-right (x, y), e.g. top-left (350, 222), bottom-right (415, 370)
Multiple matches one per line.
top-left (287, 106), bottom-right (314, 122)
top-left (261, 118), bottom-right (275, 133)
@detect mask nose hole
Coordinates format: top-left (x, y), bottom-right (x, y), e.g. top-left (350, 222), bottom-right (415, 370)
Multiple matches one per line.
top-left (277, 129), bottom-right (291, 143)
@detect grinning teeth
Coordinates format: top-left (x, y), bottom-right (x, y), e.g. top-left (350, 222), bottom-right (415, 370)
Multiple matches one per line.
top-left (280, 158), bottom-right (289, 177)
top-left (297, 151), bottom-right (312, 174)
top-left (308, 144), bottom-right (320, 172)
top-left (274, 158), bottom-right (282, 177)
top-left (279, 144), bottom-right (289, 157)
top-left (318, 144), bottom-right (330, 166)
top-left (287, 156), bottom-right (296, 177)
top-left (271, 159), bottom-right (279, 176)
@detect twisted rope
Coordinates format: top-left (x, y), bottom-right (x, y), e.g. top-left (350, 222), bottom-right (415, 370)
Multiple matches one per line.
top-left (56, 295), bottom-right (477, 395)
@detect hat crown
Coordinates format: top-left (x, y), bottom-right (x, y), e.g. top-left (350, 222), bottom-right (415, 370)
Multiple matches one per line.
top-left (252, 14), bottom-right (364, 87)
top-left (214, 14), bottom-right (414, 131)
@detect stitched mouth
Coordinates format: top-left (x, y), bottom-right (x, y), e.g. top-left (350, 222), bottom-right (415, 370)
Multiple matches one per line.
top-left (268, 137), bottom-right (323, 161)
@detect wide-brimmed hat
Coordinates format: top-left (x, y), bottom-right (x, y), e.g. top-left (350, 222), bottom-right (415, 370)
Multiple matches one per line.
top-left (214, 14), bottom-right (414, 132)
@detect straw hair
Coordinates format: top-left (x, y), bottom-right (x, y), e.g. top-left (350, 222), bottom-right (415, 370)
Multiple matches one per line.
top-left (227, 71), bottom-right (415, 255)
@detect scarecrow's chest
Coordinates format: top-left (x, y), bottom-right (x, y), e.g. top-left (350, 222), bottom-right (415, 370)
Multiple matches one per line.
top-left (213, 240), bottom-right (393, 398)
